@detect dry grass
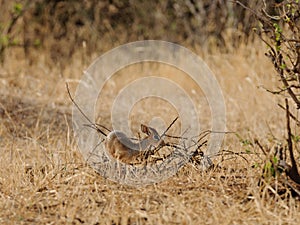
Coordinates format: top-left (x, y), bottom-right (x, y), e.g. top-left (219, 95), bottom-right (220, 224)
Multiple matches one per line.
top-left (0, 42), bottom-right (299, 224)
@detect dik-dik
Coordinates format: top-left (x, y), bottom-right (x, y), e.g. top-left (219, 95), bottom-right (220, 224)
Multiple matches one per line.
top-left (105, 124), bottom-right (164, 164)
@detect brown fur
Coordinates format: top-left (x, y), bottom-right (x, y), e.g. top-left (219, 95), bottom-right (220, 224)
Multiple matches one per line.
top-left (105, 124), bottom-right (164, 164)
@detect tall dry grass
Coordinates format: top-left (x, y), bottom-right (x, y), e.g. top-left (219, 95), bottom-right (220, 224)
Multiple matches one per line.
top-left (0, 39), bottom-right (299, 224)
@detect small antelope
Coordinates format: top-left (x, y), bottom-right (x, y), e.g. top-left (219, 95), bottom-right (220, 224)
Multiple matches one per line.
top-left (105, 124), bottom-right (164, 164)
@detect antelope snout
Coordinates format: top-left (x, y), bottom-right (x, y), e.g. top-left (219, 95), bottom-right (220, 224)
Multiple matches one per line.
top-left (158, 139), bottom-right (165, 147)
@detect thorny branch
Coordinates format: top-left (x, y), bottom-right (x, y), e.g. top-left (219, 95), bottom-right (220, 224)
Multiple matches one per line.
top-left (234, 0), bottom-right (300, 108)
top-left (234, 1), bottom-right (300, 193)
top-left (285, 99), bottom-right (300, 184)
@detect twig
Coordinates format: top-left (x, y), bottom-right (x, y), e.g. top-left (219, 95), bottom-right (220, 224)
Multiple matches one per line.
top-left (254, 139), bottom-right (267, 156)
top-left (66, 83), bottom-right (107, 137)
top-left (261, 84), bottom-right (300, 95)
top-left (218, 149), bottom-right (249, 163)
top-left (195, 140), bottom-right (207, 151)
top-left (285, 180), bottom-right (300, 197)
top-left (95, 123), bottom-right (111, 132)
top-left (278, 103), bottom-right (300, 126)
top-left (233, 1), bottom-right (261, 20)
top-left (278, 55), bottom-right (300, 109)
top-left (164, 134), bottom-right (188, 140)
top-left (160, 116), bottom-right (178, 138)
top-left (188, 130), bottom-right (233, 151)
top-left (285, 98), bottom-right (300, 184)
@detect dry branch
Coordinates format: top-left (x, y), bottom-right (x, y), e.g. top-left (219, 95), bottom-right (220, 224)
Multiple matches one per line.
top-left (285, 99), bottom-right (300, 184)
top-left (66, 83), bottom-right (108, 137)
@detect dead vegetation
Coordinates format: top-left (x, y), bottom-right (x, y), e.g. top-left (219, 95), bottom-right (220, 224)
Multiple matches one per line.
top-left (1, 44), bottom-right (299, 223)
top-left (1, 0), bottom-right (300, 224)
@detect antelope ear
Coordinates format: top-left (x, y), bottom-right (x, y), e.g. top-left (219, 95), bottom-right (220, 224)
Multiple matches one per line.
top-left (141, 124), bottom-right (150, 135)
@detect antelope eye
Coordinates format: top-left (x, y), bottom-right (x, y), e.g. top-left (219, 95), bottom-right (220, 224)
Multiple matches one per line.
top-left (153, 135), bottom-right (160, 140)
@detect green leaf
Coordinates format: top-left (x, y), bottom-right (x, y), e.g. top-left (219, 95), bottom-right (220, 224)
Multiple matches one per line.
top-left (11, 38), bottom-right (19, 45)
top-left (284, 15), bottom-right (290, 23)
top-left (273, 23), bottom-right (282, 33)
top-left (275, 45), bottom-right (281, 51)
top-left (292, 134), bottom-right (300, 142)
top-left (280, 63), bottom-right (286, 70)
top-left (13, 3), bottom-right (23, 15)
top-left (263, 160), bottom-right (276, 178)
top-left (273, 23), bottom-right (282, 42)
top-left (265, 161), bottom-right (272, 170)
top-left (34, 39), bottom-right (41, 46)
top-left (0, 35), bottom-right (9, 47)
